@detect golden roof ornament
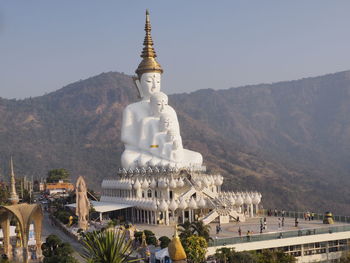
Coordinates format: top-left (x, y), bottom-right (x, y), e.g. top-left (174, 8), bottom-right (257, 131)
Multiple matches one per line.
top-left (168, 225), bottom-right (187, 262)
top-left (135, 9), bottom-right (163, 77)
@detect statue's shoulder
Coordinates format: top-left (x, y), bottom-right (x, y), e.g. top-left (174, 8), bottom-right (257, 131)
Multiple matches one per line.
top-left (125, 100), bottom-right (149, 111)
top-left (124, 101), bottom-right (150, 121)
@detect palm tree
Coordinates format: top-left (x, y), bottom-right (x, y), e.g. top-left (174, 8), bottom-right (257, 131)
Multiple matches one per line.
top-left (81, 229), bottom-right (135, 263)
top-left (191, 220), bottom-right (212, 242)
top-left (178, 220), bottom-right (193, 243)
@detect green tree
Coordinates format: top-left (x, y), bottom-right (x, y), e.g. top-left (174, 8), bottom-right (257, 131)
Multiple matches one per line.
top-left (184, 236), bottom-right (207, 263)
top-left (191, 220), bottom-right (212, 242)
top-left (0, 254), bottom-right (10, 263)
top-left (81, 230), bottom-right (135, 263)
top-left (134, 230), bottom-right (157, 246)
top-left (179, 220), bottom-right (193, 243)
top-left (340, 251), bottom-right (350, 263)
top-left (41, 234), bottom-right (79, 263)
top-left (215, 248), bottom-right (295, 263)
top-left (256, 249), bottom-right (295, 263)
top-left (159, 236), bottom-right (171, 249)
top-left (47, 169), bottom-right (70, 183)
top-left (233, 251), bottom-right (258, 263)
top-left (215, 248), bottom-right (238, 263)
top-left (0, 185), bottom-right (9, 205)
top-left (22, 188), bottom-right (33, 203)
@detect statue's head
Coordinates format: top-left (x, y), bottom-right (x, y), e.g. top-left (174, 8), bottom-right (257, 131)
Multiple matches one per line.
top-left (166, 128), bottom-right (182, 151)
top-left (150, 92), bottom-right (168, 117)
top-left (159, 112), bottom-right (174, 131)
top-left (135, 72), bottom-right (161, 100)
top-left (135, 10), bottom-right (163, 100)
top-left (76, 176), bottom-right (86, 192)
top-left (166, 128), bottom-right (178, 142)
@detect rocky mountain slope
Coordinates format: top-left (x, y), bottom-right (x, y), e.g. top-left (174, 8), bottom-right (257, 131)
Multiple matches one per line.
top-left (1, 71), bottom-right (350, 213)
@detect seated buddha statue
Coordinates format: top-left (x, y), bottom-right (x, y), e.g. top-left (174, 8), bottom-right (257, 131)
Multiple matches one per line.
top-left (120, 10), bottom-right (203, 169)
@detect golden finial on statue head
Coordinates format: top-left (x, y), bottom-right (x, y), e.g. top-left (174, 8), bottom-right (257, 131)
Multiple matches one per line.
top-left (135, 9), bottom-right (163, 77)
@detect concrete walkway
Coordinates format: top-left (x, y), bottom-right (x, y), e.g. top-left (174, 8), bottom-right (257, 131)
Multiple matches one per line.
top-left (135, 216), bottom-right (341, 239)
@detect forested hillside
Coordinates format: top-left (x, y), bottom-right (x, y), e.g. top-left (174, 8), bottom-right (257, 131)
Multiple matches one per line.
top-left (1, 71), bottom-right (350, 213)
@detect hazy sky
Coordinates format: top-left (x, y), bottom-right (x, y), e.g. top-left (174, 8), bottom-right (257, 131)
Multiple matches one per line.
top-left (1, 1), bottom-right (350, 99)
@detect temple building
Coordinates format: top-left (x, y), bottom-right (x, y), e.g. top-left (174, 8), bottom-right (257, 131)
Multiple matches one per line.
top-left (100, 10), bottom-right (262, 225)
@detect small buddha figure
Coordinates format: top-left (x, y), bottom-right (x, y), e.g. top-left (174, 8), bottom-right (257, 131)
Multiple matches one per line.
top-left (149, 111), bottom-right (178, 157)
top-left (163, 128), bottom-right (184, 162)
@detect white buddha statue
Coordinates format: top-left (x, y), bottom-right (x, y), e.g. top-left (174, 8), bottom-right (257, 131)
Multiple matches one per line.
top-left (120, 10), bottom-right (203, 169)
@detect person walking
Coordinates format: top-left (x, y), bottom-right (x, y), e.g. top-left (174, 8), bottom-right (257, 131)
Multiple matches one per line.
top-left (282, 217), bottom-right (285, 227)
top-left (246, 230), bottom-right (251, 241)
top-left (238, 227), bottom-right (242, 237)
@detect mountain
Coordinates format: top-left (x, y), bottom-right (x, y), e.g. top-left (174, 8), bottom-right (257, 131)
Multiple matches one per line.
top-left (1, 71), bottom-right (350, 213)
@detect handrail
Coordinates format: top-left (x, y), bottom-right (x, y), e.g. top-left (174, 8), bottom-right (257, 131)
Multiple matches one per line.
top-left (260, 209), bottom-right (350, 224)
top-left (208, 224), bottom-right (350, 247)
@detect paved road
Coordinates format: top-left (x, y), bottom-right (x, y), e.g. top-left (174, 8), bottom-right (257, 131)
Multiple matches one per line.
top-left (41, 212), bottom-right (85, 262)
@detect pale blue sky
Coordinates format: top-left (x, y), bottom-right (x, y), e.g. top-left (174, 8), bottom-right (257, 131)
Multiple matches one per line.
top-left (1, 1), bottom-right (350, 99)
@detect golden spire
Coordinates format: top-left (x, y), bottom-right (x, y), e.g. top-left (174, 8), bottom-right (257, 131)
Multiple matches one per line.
top-left (174, 224), bottom-right (179, 237)
top-left (9, 156), bottom-right (19, 205)
top-left (168, 225), bottom-right (187, 262)
top-left (135, 9), bottom-right (163, 77)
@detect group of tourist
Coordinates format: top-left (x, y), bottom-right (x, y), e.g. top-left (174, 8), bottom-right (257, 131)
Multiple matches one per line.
top-left (304, 211), bottom-right (315, 221)
top-left (267, 208), bottom-right (286, 217)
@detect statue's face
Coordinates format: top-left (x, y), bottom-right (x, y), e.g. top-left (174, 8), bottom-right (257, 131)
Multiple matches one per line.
top-left (150, 92), bottom-right (168, 117)
top-left (140, 72), bottom-right (161, 99)
top-left (166, 129), bottom-right (178, 142)
top-left (78, 180), bottom-right (86, 192)
top-left (159, 113), bottom-right (173, 131)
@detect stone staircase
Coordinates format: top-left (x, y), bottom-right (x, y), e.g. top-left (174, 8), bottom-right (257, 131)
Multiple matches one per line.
top-left (229, 210), bottom-right (246, 222)
top-left (202, 210), bottom-right (219, 225)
